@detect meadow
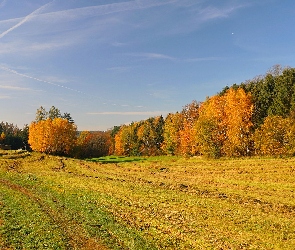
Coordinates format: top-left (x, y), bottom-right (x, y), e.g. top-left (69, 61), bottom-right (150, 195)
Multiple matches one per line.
top-left (0, 150), bottom-right (295, 249)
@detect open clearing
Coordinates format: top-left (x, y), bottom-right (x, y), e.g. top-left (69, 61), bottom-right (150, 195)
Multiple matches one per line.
top-left (0, 151), bottom-right (295, 249)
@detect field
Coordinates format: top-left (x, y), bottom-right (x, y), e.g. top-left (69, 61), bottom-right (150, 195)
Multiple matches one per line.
top-left (0, 151), bottom-right (295, 249)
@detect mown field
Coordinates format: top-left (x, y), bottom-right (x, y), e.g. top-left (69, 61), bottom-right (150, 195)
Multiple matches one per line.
top-left (0, 151), bottom-right (295, 249)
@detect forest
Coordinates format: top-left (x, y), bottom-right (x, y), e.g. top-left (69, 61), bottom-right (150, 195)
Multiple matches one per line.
top-left (2, 65), bottom-right (295, 158)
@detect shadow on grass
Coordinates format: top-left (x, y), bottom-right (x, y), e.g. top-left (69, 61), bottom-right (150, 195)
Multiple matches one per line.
top-left (0, 150), bottom-right (31, 159)
top-left (86, 156), bottom-right (146, 164)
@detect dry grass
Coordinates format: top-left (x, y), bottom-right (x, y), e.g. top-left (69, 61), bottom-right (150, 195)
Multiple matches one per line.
top-left (0, 151), bottom-right (295, 249)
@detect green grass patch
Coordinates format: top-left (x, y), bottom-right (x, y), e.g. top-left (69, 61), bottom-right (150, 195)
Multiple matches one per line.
top-left (87, 155), bottom-right (146, 163)
top-left (0, 152), bottom-right (295, 249)
top-left (0, 184), bottom-right (69, 249)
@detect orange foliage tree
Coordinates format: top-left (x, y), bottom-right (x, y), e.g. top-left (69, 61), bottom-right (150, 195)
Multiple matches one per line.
top-left (75, 131), bottom-right (112, 158)
top-left (114, 127), bottom-right (125, 156)
top-left (178, 101), bottom-right (200, 156)
top-left (29, 118), bottom-right (77, 155)
top-left (222, 88), bottom-right (254, 156)
top-left (0, 132), bottom-right (5, 143)
top-left (195, 88), bottom-right (254, 157)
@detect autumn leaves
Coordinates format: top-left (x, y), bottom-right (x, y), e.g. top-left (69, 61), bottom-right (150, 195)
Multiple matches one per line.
top-left (113, 85), bottom-right (295, 158)
top-left (196, 88), bottom-right (253, 157)
top-left (27, 66), bottom-right (295, 158)
top-left (29, 118), bottom-right (77, 155)
top-left (113, 88), bottom-right (254, 157)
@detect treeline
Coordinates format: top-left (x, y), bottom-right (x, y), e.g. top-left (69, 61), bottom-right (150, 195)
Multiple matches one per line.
top-left (3, 65), bottom-right (295, 158)
top-left (0, 122), bottom-right (29, 150)
top-left (112, 65), bottom-right (295, 157)
top-left (28, 106), bottom-right (112, 158)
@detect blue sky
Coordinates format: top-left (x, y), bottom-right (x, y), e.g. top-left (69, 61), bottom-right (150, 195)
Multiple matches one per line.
top-left (1, 0), bottom-right (295, 131)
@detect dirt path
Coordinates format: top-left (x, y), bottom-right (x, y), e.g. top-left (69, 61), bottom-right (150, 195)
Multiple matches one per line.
top-left (0, 179), bottom-right (108, 250)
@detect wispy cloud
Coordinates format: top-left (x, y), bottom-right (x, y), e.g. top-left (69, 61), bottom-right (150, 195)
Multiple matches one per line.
top-left (111, 42), bottom-right (128, 47)
top-left (0, 1), bottom-right (53, 39)
top-left (0, 95), bottom-right (10, 99)
top-left (0, 0), bottom-right (248, 55)
top-left (0, 0), bottom-right (177, 26)
top-left (0, 40), bottom-right (71, 54)
top-left (184, 57), bottom-right (223, 62)
top-left (127, 52), bottom-right (176, 61)
top-left (126, 53), bottom-right (222, 63)
top-left (87, 111), bottom-right (166, 116)
top-left (0, 66), bottom-right (85, 95)
top-left (164, 1), bottom-right (249, 35)
top-left (0, 85), bottom-right (30, 91)
top-left (0, 0), bottom-right (177, 30)
top-left (198, 5), bottom-right (239, 21)
top-left (35, 0), bottom-right (177, 21)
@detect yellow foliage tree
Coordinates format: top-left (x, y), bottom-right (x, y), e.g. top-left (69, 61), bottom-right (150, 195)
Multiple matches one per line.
top-left (195, 88), bottom-right (253, 157)
top-left (195, 95), bottom-right (226, 158)
top-left (222, 88), bottom-right (254, 156)
top-left (29, 118), bottom-right (77, 155)
top-left (114, 127), bottom-right (125, 155)
top-left (0, 132), bottom-right (6, 142)
top-left (253, 116), bottom-right (289, 156)
top-left (162, 112), bottom-right (183, 155)
top-left (178, 101), bottom-right (200, 156)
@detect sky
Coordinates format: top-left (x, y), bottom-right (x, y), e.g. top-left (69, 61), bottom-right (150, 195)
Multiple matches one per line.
top-left (1, 0), bottom-right (295, 131)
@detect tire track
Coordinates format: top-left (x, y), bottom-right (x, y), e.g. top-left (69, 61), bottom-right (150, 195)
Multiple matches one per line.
top-left (0, 179), bottom-right (108, 250)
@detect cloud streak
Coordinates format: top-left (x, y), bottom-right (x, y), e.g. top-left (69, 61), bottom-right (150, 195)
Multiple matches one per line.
top-left (0, 0), bottom-right (247, 56)
top-left (129, 53), bottom-right (176, 61)
top-left (0, 1), bottom-right (53, 39)
top-left (37, 0), bottom-right (177, 20)
top-left (0, 95), bottom-right (10, 99)
top-left (0, 66), bottom-right (86, 95)
top-left (0, 85), bottom-right (30, 91)
top-left (0, 0), bottom-right (177, 26)
top-left (126, 52), bottom-right (222, 62)
top-left (87, 111), bottom-right (167, 116)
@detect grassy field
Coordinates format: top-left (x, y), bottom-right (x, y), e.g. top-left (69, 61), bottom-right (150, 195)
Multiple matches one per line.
top-left (0, 151), bottom-right (295, 249)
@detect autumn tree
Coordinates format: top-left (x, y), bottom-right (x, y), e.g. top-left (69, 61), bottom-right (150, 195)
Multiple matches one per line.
top-left (137, 116), bottom-right (164, 156)
top-left (35, 106), bottom-right (48, 122)
top-left (225, 65), bottom-right (295, 128)
top-left (74, 131), bottom-right (92, 158)
top-left (253, 116), bottom-right (289, 156)
top-left (75, 131), bottom-right (111, 158)
top-left (114, 123), bottom-right (139, 156)
top-left (285, 117), bottom-right (295, 155)
top-left (0, 132), bottom-right (5, 143)
top-left (222, 88), bottom-right (253, 156)
top-left (35, 106), bottom-right (74, 123)
top-left (162, 112), bottom-right (183, 155)
top-left (195, 95), bottom-right (226, 158)
top-left (195, 88), bottom-right (254, 157)
top-left (29, 107), bottom-right (77, 155)
top-left (154, 115), bottom-right (165, 154)
top-left (178, 101), bottom-right (200, 156)
top-left (114, 127), bottom-right (125, 155)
